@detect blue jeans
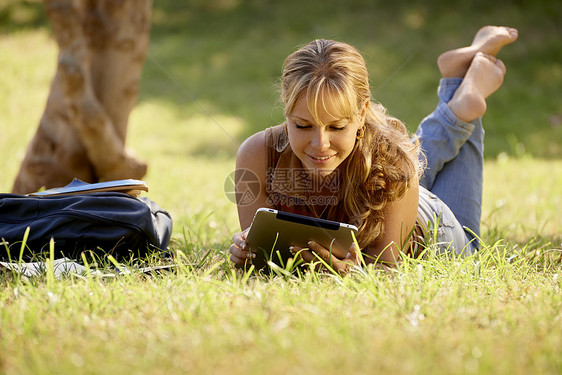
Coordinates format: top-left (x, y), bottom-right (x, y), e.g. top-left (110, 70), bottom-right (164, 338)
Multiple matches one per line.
top-left (415, 78), bottom-right (483, 254)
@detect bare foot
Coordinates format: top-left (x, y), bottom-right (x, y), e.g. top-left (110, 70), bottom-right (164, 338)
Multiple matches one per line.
top-left (438, 26), bottom-right (517, 78)
top-left (447, 52), bottom-right (507, 122)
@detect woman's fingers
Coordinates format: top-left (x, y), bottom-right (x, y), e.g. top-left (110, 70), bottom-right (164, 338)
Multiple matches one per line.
top-left (306, 241), bottom-right (336, 266)
top-left (306, 241), bottom-right (359, 275)
top-left (230, 228), bottom-right (254, 266)
top-left (345, 242), bottom-right (360, 263)
top-left (229, 242), bottom-right (254, 260)
top-left (232, 228), bottom-right (249, 249)
top-left (289, 245), bottom-right (309, 262)
top-left (229, 253), bottom-right (246, 267)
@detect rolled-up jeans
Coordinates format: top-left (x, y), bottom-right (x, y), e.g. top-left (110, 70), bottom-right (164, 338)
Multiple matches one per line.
top-left (414, 78), bottom-right (483, 255)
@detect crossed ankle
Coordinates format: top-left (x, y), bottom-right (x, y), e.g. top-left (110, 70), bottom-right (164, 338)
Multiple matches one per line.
top-left (448, 91), bottom-right (486, 122)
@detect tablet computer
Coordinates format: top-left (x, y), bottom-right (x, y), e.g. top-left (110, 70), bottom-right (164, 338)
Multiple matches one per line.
top-left (245, 208), bottom-right (358, 270)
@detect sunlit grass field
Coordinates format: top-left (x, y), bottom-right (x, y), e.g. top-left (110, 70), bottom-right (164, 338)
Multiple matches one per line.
top-left (0, 1), bottom-right (561, 374)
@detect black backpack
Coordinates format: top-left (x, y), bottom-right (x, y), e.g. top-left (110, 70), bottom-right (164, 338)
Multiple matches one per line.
top-left (0, 192), bottom-right (173, 261)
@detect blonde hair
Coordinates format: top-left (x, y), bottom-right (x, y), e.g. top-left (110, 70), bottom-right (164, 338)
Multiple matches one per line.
top-left (280, 39), bottom-right (421, 249)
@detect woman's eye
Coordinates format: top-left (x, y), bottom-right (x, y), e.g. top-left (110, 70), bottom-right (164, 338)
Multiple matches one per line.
top-left (295, 123), bottom-right (310, 129)
top-left (331, 126), bottom-right (346, 131)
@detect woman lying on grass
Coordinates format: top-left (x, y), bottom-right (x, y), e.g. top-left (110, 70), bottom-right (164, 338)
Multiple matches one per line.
top-left (230, 26), bottom-right (518, 273)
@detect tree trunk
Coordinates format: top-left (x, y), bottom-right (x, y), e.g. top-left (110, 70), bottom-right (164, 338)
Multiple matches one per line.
top-left (12, 0), bottom-right (152, 194)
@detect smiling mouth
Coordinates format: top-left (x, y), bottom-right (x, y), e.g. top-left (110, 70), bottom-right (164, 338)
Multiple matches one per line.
top-left (309, 154), bottom-right (335, 161)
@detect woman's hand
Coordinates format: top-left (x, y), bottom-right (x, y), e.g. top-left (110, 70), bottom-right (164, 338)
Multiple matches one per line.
top-left (289, 241), bottom-right (361, 276)
top-left (229, 228), bottom-right (255, 267)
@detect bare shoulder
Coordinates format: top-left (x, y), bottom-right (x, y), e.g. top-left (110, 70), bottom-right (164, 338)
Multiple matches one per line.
top-left (238, 131), bottom-right (266, 159)
top-left (236, 130), bottom-right (267, 172)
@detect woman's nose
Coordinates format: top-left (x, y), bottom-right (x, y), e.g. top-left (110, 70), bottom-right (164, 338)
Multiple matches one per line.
top-left (310, 129), bottom-right (330, 149)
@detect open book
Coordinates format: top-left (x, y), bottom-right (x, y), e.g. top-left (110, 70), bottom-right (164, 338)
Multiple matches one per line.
top-left (28, 179), bottom-right (149, 197)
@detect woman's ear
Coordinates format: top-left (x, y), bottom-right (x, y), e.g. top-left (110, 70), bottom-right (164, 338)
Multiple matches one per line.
top-left (360, 99), bottom-right (370, 123)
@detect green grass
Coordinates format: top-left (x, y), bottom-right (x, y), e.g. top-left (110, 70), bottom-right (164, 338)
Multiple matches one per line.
top-left (0, 1), bottom-right (561, 374)
top-left (0, 249), bottom-right (560, 374)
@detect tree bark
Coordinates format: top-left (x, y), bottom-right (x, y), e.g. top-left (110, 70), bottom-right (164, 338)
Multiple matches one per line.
top-left (12, 0), bottom-right (152, 194)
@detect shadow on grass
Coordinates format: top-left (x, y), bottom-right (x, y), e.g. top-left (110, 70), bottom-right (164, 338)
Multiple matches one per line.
top-left (0, 0), bottom-right (47, 33)
top-left (144, 0), bottom-right (562, 159)
top-left (2, 0), bottom-right (561, 158)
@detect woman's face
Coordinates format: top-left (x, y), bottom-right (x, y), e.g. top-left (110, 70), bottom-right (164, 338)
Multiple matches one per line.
top-left (286, 92), bottom-right (367, 179)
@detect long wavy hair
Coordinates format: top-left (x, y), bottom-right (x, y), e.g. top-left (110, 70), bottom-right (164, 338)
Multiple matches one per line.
top-left (279, 39), bottom-right (422, 249)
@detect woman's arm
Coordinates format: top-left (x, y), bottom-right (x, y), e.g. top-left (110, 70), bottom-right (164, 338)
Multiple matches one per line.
top-left (230, 131), bottom-right (273, 266)
top-left (235, 131), bottom-right (273, 230)
top-left (364, 177), bottom-right (420, 265)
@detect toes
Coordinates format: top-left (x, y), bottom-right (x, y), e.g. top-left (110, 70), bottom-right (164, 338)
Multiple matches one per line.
top-left (495, 58), bottom-right (507, 74)
top-left (473, 51), bottom-right (490, 64)
top-left (478, 52), bottom-right (497, 62)
top-left (473, 52), bottom-right (507, 75)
